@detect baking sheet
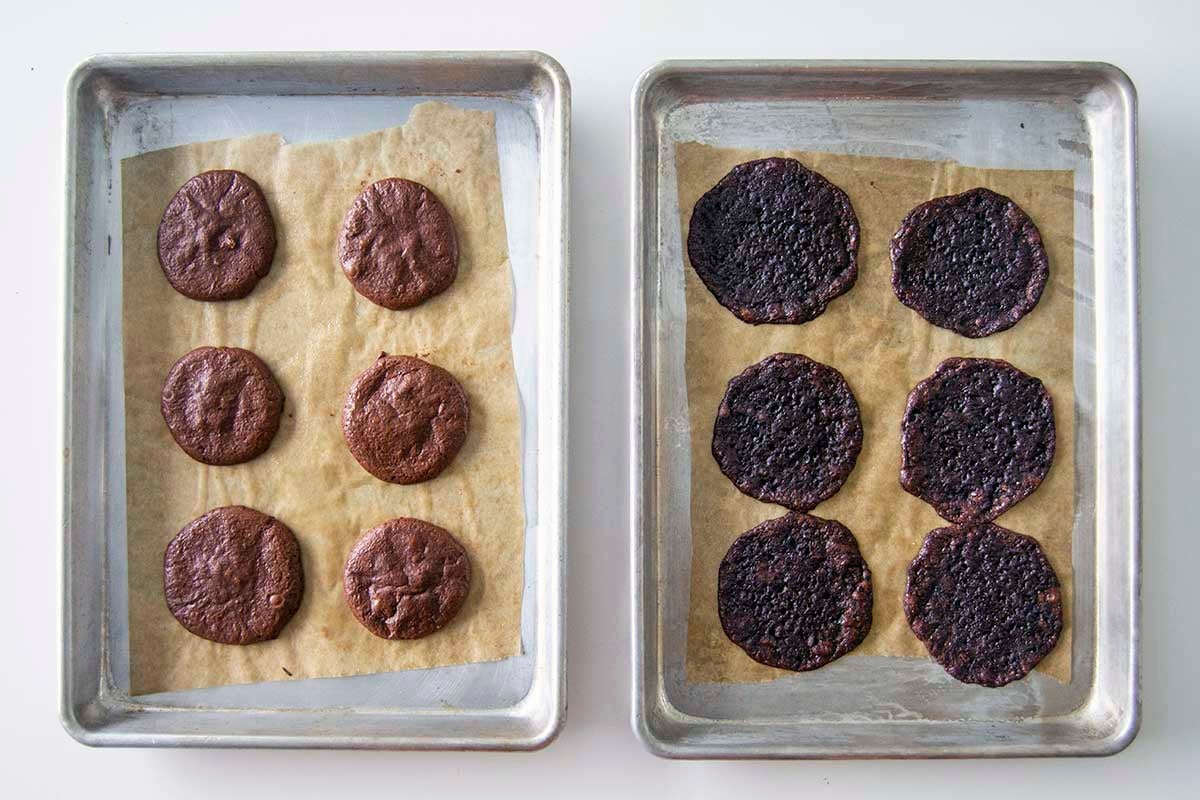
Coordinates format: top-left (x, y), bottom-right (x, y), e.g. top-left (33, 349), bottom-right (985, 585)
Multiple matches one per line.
top-left (122, 101), bottom-right (524, 695)
top-left (676, 142), bottom-right (1075, 685)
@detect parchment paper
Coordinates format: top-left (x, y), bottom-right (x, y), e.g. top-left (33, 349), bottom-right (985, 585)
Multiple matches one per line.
top-left (678, 142), bottom-right (1075, 684)
top-left (123, 102), bottom-right (524, 695)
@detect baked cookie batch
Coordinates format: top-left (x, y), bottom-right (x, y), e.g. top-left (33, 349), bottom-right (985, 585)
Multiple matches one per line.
top-left (688, 157), bottom-right (1061, 687)
top-left (151, 158), bottom-right (1066, 688)
top-left (155, 170), bottom-right (474, 646)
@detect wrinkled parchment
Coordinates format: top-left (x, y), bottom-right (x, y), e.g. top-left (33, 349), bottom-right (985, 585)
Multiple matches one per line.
top-left (123, 103), bottom-right (523, 695)
top-left (679, 142), bottom-right (1074, 684)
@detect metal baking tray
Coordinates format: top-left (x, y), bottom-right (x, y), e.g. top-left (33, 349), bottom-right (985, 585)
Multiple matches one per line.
top-left (61, 51), bottom-right (569, 749)
top-left (630, 60), bottom-right (1138, 758)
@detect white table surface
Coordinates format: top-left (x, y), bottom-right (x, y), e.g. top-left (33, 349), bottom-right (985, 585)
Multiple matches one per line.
top-left (4, 0), bottom-right (1197, 795)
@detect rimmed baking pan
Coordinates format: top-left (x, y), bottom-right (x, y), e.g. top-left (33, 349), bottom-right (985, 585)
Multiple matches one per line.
top-left (630, 60), bottom-right (1138, 758)
top-left (62, 51), bottom-right (568, 749)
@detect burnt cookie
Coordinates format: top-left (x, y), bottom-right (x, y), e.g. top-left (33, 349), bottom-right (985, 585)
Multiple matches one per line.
top-left (343, 517), bottom-right (472, 640)
top-left (904, 522), bottom-right (1063, 687)
top-left (712, 353), bottom-right (862, 511)
top-left (687, 157), bottom-right (859, 324)
top-left (161, 346), bottom-right (285, 466)
top-left (719, 512), bottom-right (872, 672)
top-left (157, 169), bottom-right (277, 301)
top-left (901, 357), bottom-right (1055, 523)
top-left (338, 178), bottom-right (459, 310)
top-left (164, 506), bottom-right (304, 645)
top-left (891, 187), bottom-right (1049, 338)
top-left (341, 354), bottom-right (469, 484)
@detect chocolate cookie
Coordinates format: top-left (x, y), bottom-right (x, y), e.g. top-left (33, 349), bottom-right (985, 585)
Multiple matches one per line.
top-left (341, 354), bottom-right (469, 484)
top-left (712, 353), bottom-right (862, 511)
top-left (157, 170), bottom-right (277, 301)
top-left (338, 178), bottom-right (459, 310)
top-left (164, 506), bottom-right (304, 645)
top-left (901, 358), bottom-right (1055, 523)
top-left (161, 346), bottom-right (285, 466)
top-left (891, 187), bottom-right (1049, 338)
top-left (719, 512), bottom-right (872, 672)
top-left (904, 522), bottom-right (1063, 687)
top-left (687, 157), bottom-right (859, 325)
top-left (343, 517), bottom-right (472, 640)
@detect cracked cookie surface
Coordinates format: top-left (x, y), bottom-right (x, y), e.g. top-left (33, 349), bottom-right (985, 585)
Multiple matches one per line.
top-left (343, 517), bottom-right (472, 640)
top-left (341, 354), bottom-right (469, 484)
top-left (338, 178), bottom-right (459, 309)
top-left (157, 169), bottom-right (277, 301)
top-left (164, 505), bottom-right (304, 645)
top-left (161, 346), bottom-right (284, 466)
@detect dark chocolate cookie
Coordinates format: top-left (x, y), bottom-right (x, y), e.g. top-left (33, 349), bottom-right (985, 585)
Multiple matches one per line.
top-left (343, 517), bottom-right (472, 640)
top-left (341, 354), bottom-right (469, 484)
top-left (900, 357), bottom-right (1055, 523)
top-left (712, 353), bottom-right (862, 511)
top-left (157, 169), bottom-right (277, 301)
top-left (338, 178), bottom-right (459, 310)
top-left (891, 187), bottom-right (1049, 338)
top-left (164, 506), bottom-right (304, 645)
top-left (687, 157), bottom-right (859, 324)
top-left (904, 522), bottom-right (1063, 687)
top-left (718, 512), bottom-right (872, 672)
top-left (161, 346), bottom-right (285, 466)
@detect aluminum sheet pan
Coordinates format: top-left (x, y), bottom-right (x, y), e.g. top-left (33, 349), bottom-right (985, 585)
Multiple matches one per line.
top-left (630, 60), bottom-right (1138, 759)
top-left (62, 51), bottom-right (568, 750)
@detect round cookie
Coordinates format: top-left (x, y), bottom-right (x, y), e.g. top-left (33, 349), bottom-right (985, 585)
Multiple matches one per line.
top-left (900, 357), bottom-right (1055, 523)
top-left (904, 522), bottom-right (1063, 687)
top-left (343, 517), bottom-right (472, 640)
top-left (891, 187), bottom-right (1049, 338)
top-left (161, 346), bottom-right (285, 466)
top-left (164, 506), bottom-right (304, 645)
top-left (712, 353), bottom-right (862, 511)
top-left (718, 512), bottom-right (872, 672)
top-left (157, 169), bottom-right (277, 301)
top-left (341, 354), bottom-right (469, 484)
top-left (338, 178), bottom-right (459, 310)
top-left (687, 157), bottom-right (859, 325)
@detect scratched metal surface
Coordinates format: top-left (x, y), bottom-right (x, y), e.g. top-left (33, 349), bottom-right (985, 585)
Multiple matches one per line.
top-left (631, 61), bottom-right (1138, 758)
top-left (62, 52), bottom-right (568, 749)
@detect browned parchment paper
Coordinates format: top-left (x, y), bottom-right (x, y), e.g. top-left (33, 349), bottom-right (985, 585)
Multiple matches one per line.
top-left (679, 142), bottom-right (1075, 684)
top-left (123, 102), bottom-right (524, 695)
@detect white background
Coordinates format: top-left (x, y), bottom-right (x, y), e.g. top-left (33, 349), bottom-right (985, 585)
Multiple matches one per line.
top-left (3, 0), bottom-right (1197, 796)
